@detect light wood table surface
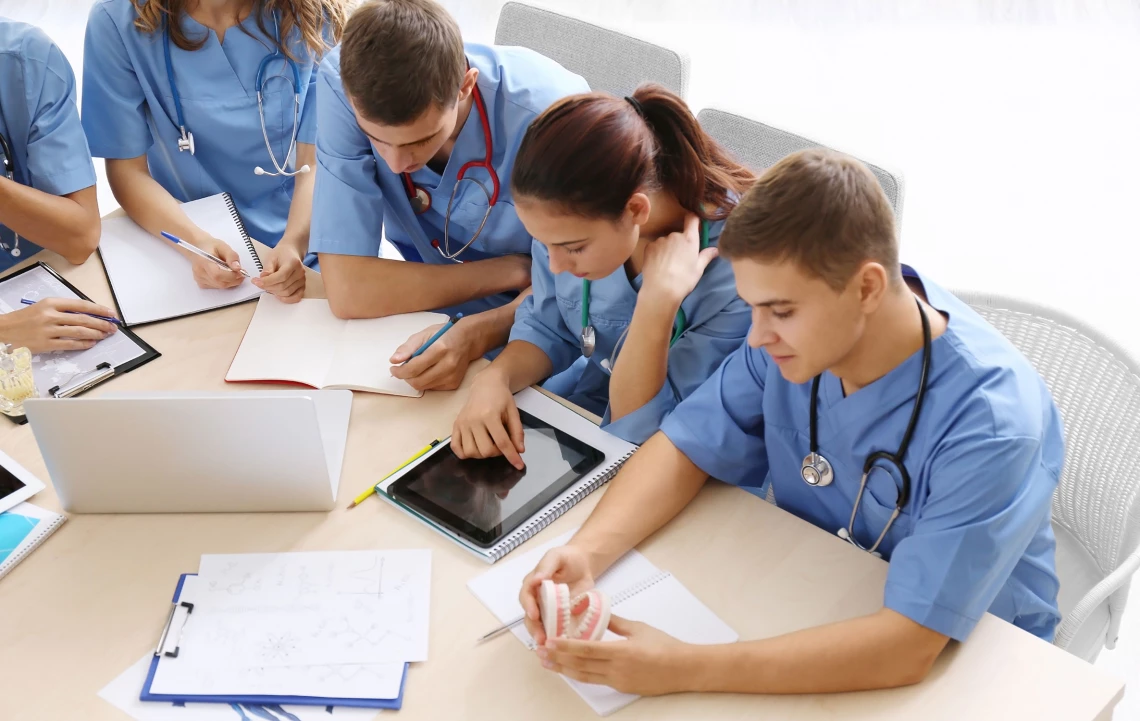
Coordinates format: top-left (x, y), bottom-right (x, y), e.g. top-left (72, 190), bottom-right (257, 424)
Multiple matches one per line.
top-left (0, 247), bottom-right (1126, 721)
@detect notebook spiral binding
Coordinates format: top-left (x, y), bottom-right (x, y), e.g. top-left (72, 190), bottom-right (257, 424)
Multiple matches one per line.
top-left (0, 513), bottom-right (66, 580)
top-left (222, 192), bottom-right (262, 272)
top-left (492, 449), bottom-right (637, 562)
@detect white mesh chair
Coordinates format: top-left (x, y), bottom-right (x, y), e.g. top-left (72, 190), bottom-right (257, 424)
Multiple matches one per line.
top-left (696, 108), bottom-right (905, 220)
top-left (494, 2), bottom-right (690, 98)
top-left (955, 290), bottom-right (1140, 662)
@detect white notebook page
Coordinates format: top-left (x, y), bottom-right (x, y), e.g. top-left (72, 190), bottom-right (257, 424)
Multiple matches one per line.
top-left (468, 529), bottom-right (738, 716)
top-left (227, 297), bottom-right (446, 395)
top-left (98, 194), bottom-right (262, 326)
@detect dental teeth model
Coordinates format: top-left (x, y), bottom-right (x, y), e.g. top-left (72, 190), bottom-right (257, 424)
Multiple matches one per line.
top-left (538, 579), bottom-right (611, 641)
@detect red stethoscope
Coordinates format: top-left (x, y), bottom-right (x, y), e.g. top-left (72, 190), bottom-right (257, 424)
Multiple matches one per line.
top-left (401, 83), bottom-right (500, 262)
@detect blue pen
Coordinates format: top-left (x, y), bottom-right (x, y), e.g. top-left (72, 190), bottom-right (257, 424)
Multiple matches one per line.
top-left (160, 231), bottom-right (251, 278)
top-left (20, 298), bottom-right (122, 326)
top-left (403, 313), bottom-right (463, 365)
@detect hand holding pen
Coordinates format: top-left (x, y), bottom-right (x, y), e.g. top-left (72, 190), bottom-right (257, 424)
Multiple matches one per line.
top-left (160, 231), bottom-right (250, 289)
top-left (5, 297), bottom-right (119, 353)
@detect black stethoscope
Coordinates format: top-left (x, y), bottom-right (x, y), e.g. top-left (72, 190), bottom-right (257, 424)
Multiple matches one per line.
top-left (401, 79), bottom-right (499, 263)
top-left (800, 296), bottom-right (931, 556)
top-left (0, 130), bottom-right (22, 258)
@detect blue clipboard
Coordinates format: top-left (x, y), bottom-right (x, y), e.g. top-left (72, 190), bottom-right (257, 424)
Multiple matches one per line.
top-left (140, 574), bottom-right (408, 709)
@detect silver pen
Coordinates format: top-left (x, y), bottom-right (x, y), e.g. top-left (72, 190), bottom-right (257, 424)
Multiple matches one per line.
top-left (160, 231), bottom-right (252, 278)
top-left (477, 613), bottom-right (527, 644)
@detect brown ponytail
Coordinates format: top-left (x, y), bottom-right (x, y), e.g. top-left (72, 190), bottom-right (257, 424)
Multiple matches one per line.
top-left (511, 83), bottom-right (755, 222)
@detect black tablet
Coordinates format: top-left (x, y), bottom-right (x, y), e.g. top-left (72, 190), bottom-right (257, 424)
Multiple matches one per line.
top-left (385, 410), bottom-right (605, 548)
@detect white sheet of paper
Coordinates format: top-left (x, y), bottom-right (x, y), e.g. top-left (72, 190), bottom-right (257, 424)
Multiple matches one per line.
top-left (0, 264), bottom-right (148, 393)
top-left (100, 655), bottom-right (384, 721)
top-left (97, 195), bottom-right (263, 326)
top-left (193, 551), bottom-right (428, 664)
top-left (468, 530), bottom-right (737, 716)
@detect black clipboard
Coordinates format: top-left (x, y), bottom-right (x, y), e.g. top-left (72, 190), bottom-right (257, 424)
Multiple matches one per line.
top-left (1, 261), bottom-right (160, 424)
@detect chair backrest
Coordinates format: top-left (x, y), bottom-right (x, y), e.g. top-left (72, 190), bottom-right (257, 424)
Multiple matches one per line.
top-left (954, 290), bottom-right (1140, 604)
top-left (696, 108), bottom-right (905, 219)
top-left (494, 2), bottom-right (690, 98)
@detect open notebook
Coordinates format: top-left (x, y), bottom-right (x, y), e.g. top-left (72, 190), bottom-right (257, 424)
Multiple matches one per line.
top-left (226, 296), bottom-right (448, 397)
top-left (468, 528), bottom-right (738, 716)
top-left (98, 193), bottom-right (263, 326)
top-left (0, 502), bottom-right (65, 580)
top-left (378, 388), bottom-right (637, 563)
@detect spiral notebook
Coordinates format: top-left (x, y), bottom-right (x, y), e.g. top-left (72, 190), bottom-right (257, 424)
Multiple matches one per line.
top-left (0, 502), bottom-right (66, 580)
top-left (377, 388), bottom-right (637, 563)
top-left (468, 529), bottom-right (739, 715)
top-left (97, 193), bottom-right (264, 326)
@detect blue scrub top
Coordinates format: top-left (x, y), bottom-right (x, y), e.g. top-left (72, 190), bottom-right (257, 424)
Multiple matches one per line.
top-left (0, 18), bottom-right (97, 275)
top-left (309, 43), bottom-right (589, 317)
top-left (511, 219), bottom-right (751, 444)
top-left (81, 0), bottom-right (325, 246)
top-left (660, 267), bottom-right (1063, 642)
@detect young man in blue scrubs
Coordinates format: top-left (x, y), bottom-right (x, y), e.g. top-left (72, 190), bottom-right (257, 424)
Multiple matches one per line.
top-left (310, 0), bottom-right (588, 391)
top-left (0, 18), bottom-right (119, 353)
top-left (517, 149), bottom-right (1063, 694)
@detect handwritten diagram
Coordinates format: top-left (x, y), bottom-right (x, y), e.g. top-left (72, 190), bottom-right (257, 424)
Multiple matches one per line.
top-left (148, 551), bottom-right (429, 699)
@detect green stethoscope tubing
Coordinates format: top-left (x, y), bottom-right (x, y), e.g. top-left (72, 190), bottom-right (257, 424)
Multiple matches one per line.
top-left (580, 219), bottom-right (710, 352)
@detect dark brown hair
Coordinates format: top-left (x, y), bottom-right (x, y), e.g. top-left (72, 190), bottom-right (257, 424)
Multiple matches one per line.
top-left (132, 0), bottom-right (349, 63)
top-left (511, 84), bottom-right (756, 221)
top-left (719, 148), bottom-right (899, 290)
top-left (339, 0), bottom-right (466, 125)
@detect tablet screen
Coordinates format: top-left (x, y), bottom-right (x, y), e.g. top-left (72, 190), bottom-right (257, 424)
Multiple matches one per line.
top-left (386, 410), bottom-right (605, 547)
top-left (0, 465), bottom-right (26, 498)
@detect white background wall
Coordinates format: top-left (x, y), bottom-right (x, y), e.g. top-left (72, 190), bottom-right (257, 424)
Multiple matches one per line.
top-left (2, 0), bottom-right (1137, 715)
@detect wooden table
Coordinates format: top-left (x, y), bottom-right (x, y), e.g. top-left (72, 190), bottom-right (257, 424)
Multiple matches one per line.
top-left (0, 249), bottom-right (1126, 721)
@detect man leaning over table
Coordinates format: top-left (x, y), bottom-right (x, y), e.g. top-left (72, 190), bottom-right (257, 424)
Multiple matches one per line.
top-left (516, 148), bottom-right (1063, 695)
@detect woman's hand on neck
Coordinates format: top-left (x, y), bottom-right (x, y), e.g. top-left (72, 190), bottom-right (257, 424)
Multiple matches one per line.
top-left (625, 190), bottom-right (687, 279)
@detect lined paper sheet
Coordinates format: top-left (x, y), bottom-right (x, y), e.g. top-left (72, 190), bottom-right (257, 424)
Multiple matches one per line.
top-left (98, 194), bottom-right (263, 326)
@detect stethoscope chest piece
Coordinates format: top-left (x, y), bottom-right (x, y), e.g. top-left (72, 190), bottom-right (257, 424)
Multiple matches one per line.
top-left (581, 325), bottom-right (596, 358)
top-left (410, 186), bottom-right (432, 214)
top-left (800, 452), bottom-right (834, 487)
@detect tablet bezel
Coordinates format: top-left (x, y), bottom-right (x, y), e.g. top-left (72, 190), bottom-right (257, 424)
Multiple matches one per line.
top-left (0, 449), bottom-right (46, 514)
top-left (384, 410), bottom-right (605, 548)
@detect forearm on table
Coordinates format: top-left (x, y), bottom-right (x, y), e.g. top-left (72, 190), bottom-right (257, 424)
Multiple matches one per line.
top-left (460, 287), bottom-right (532, 359)
top-left (607, 298), bottom-right (679, 421)
top-left (106, 156), bottom-right (211, 247)
top-left (477, 338), bottom-right (553, 394)
top-left (0, 178), bottom-right (99, 264)
top-left (685, 608), bottom-right (950, 694)
top-left (571, 433), bottom-right (708, 574)
top-left (320, 253), bottom-right (529, 319)
top-left (276, 143), bottom-right (315, 256)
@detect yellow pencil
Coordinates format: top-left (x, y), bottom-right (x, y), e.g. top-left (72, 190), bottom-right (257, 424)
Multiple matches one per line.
top-left (348, 439), bottom-right (442, 508)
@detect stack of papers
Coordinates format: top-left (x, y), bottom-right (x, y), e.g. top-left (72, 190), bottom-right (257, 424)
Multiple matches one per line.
top-left (100, 550), bottom-right (432, 719)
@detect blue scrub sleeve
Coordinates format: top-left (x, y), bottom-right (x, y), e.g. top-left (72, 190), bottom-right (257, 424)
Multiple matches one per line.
top-left (603, 292), bottom-right (752, 444)
top-left (309, 59), bottom-right (386, 257)
top-left (507, 241), bottom-right (582, 375)
top-left (81, 4), bottom-right (152, 159)
top-left (883, 432), bottom-right (1058, 642)
top-left (24, 42), bottom-right (96, 196)
top-left (659, 343), bottom-right (771, 485)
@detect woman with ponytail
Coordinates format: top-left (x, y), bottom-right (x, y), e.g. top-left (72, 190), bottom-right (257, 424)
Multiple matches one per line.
top-left (452, 84), bottom-right (755, 466)
top-left (81, 0), bottom-right (351, 301)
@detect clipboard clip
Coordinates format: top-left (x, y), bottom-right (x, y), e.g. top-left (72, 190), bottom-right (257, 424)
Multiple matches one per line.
top-left (47, 362), bottom-right (113, 399)
top-left (155, 600), bottom-right (195, 658)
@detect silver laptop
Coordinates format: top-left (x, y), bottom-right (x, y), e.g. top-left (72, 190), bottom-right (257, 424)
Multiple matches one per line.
top-left (23, 390), bottom-right (353, 513)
